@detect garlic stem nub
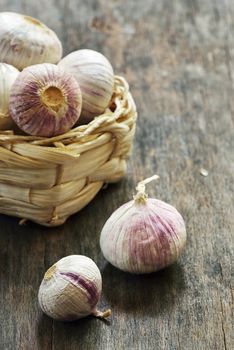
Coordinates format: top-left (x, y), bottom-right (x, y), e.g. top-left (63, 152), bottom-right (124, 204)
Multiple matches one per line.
top-left (44, 264), bottom-right (56, 280)
top-left (134, 175), bottom-right (160, 204)
top-left (92, 309), bottom-right (112, 319)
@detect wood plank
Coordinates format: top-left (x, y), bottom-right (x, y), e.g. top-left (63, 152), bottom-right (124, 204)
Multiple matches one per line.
top-left (0, 0), bottom-right (233, 349)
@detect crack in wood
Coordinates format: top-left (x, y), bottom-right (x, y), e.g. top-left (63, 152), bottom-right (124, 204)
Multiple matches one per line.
top-left (220, 298), bottom-right (228, 350)
top-left (177, 332), bottom-right (182, 350)
top-left (51, 319), bottom-right (54, 350)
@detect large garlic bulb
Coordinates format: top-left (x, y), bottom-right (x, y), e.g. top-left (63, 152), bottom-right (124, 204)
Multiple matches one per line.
top-left (0, 63), bottom-right (19, 130)
top-left (38, 255), bottom-right (111, 321)
top-left (9, 64), bottom-right (82, 137)
top-left (100, 176), bottom-right (187, 274)
top-left (58, 49), bottom-right (114, 124)
top-left (0, 12), bottom-right (62, 70)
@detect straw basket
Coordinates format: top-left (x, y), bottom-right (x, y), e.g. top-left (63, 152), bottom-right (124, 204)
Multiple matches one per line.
top-left (0, 76), bottom-right (137, 226)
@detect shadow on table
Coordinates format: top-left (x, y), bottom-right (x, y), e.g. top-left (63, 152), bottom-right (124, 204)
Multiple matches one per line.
top-left (101, 261), bottom-right (186, 316)
top-left (36, 312), bottom-right (107, 350)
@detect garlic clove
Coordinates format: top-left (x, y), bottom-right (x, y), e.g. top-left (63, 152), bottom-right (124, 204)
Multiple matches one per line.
top-left (58, 49), bottom-right (114, 124)
top-left (0, 12), bottom-right (62, 70)
top-left (38, 255), bottom-right (111, 321)
top-left (9, 63), bottom-right (82, 137)
top-left (100, 176), bottom-right (187, 274)
top-left (0, 63), bottom-right (19, 130)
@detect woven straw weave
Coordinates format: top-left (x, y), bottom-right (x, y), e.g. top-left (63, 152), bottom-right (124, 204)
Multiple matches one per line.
top-left (0, 76), bottom-right (137, 226)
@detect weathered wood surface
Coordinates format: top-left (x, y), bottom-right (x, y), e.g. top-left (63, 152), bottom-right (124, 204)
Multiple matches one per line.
top-left (0, 0), bottom-right (233, 349)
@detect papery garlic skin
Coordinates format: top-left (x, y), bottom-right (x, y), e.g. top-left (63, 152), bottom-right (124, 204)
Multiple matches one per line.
top-left (58, 49), bottom-right (114, 124)
top-left (38, 255), bottom-right (107, 321)
top-left (0, 12), bottom-right (62, 70)
top-left (100, 199), bottom-right (187, 274)
top-left (0, 63), bottom-right (19, 130)
top-left (9, 63), bottom-right (82, 137)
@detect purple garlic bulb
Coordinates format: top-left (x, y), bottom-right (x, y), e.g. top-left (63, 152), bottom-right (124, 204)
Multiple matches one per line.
top-left (9, 63), bottom-right (82, 137)
top-left (100, 175), bottom-right (187, 274)
top-left (58, 49), bottom-right (114, 124)
top-left (38, 255), bottom-right (111, 321)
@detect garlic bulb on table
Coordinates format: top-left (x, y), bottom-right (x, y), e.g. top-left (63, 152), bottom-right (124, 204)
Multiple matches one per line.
top-left (58, 49), bottom-right (114, 124)
top-left (0, 63), bottom-right (19, 130)
top-left (0, 12), bottom-right (62, 70)
top-left (9, 63), bottom-right (82, 137)
top-left (38, 255), bottom-right (111, 321)
top-left (100, 176), bottom-right (187, 274)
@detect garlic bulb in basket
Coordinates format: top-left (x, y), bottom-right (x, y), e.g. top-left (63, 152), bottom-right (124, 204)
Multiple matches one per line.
top-left (0, 63), bottom-right (19, 130)
top-left (100, 176), bottom-right (187, 274)
top-left (38, 255), bottom-right (111, 321)
top-left (0, 12), bottom-right (62, 70)
top-left (58, 49), bottom-right (114, 124)
top-left (9, 63), bottom-right (82, 137)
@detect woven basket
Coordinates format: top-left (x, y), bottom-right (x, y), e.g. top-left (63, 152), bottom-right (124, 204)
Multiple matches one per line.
top-left (0, 76), bottom-right (137, 226)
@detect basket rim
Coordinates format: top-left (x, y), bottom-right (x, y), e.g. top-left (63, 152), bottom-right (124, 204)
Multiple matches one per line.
top-left (0, 75), bottom-right (137, 147)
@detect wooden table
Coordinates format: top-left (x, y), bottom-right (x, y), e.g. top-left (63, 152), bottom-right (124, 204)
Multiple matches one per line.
top-left (0, 1), bottom-right (233, 349)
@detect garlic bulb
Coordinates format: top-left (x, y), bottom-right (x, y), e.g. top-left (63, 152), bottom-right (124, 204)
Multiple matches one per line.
top-left (9, 63), bottom-right (82, 137)
top-left (0, 12), bottom-right (62, 70)
top-left (58, 49), bottom-right (114, 124)
top-left (0, 63), bottom-right (19, 130)
top-left (100, 175), bottom-right (187, 274)
top-left (38, 255), bottom-right (111, 321)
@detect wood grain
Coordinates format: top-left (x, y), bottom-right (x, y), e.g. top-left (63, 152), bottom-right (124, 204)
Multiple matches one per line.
top-left (0, 0), bottom-right (233, 349)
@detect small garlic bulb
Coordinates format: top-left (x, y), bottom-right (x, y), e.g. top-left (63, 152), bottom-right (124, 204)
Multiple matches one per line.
top-left (0, 12), bottom-right (62, 70)
top-left (0, 63), bottom-right (19, 130)
top-left (58, 49), bottom-right (114, 124)
top-left (38, 255), bottom-right (111, 321)
top-left (100, 176), bottom-right (187, 274)
top-left (9, 63), bottom-right (82, 137)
